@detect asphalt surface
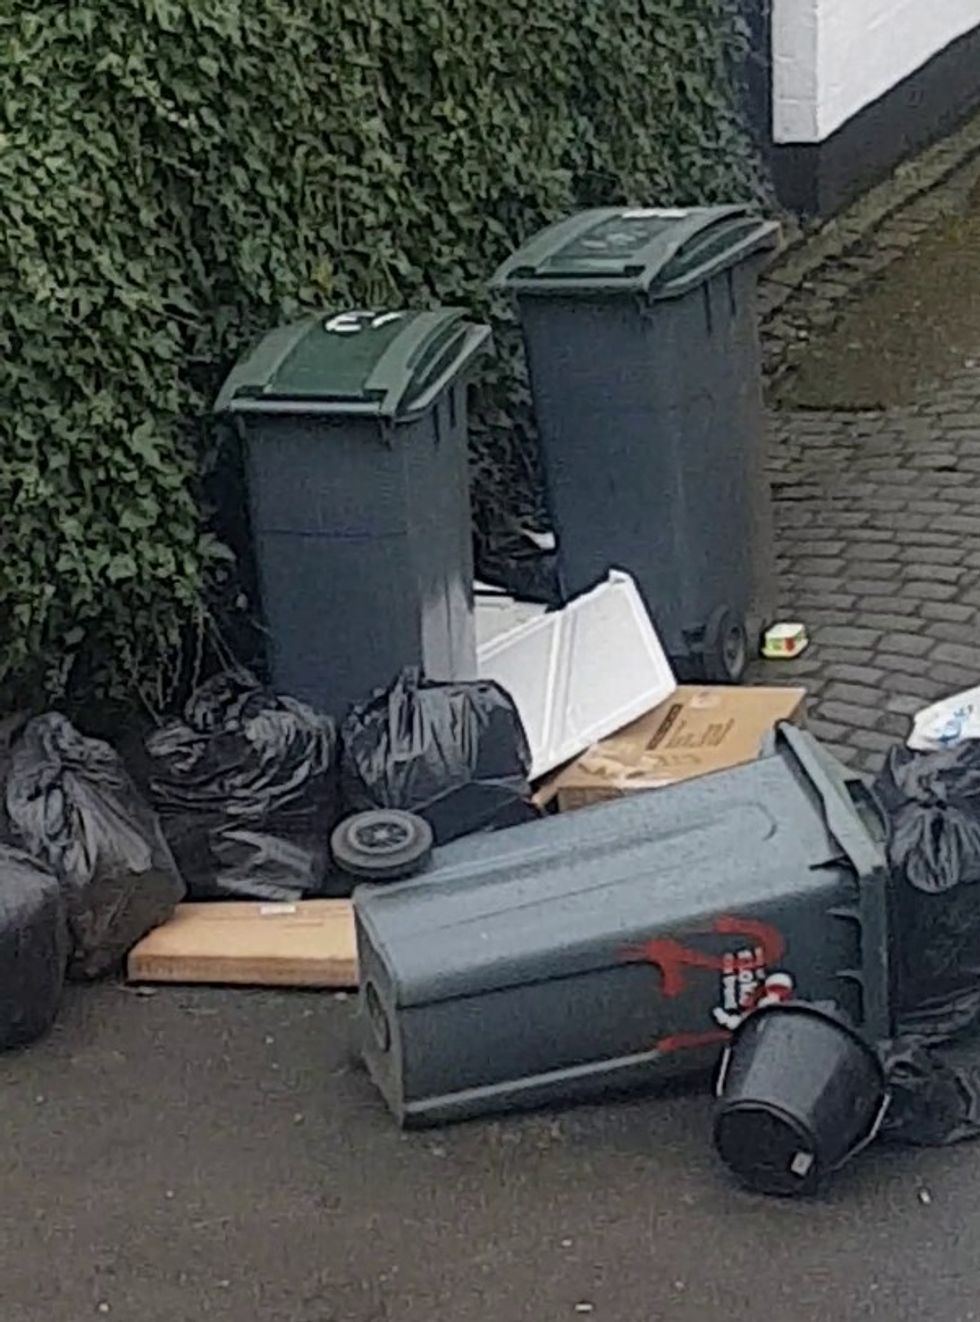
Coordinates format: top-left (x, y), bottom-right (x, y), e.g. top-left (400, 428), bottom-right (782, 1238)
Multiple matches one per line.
top-left (1, 983), bottom-right (977, 1322)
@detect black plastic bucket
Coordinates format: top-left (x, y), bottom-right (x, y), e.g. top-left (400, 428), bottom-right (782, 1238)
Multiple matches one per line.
top-left (714, 1002), bottom-right (888, 1196)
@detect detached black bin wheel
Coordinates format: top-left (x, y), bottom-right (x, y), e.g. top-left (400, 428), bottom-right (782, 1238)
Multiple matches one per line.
top-left (331, 810), bottom-right (433, 883)
top-left (702, 606), bottom-right (748, 684)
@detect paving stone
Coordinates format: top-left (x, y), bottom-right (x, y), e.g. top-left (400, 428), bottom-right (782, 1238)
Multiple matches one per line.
top-left (899, 543), bottom-right (966, 566)
top-left (807, 717), bottom-right (850, 744)
top-left (822, 663), bottom-right (885, 686)
top-left (847, 727), bottom-right (901, 756)
top-left (935, 513), bottom-right (980, 536)
top-left (818, 700), bottom-right (884, 732)
top-left (875, 710), bottom-right (913, 740)
top-left (846, 541), bottom-right (897, 561)
top-left (814, 624), bottom-right (883, 649)
top-left (885, 693), bottom-right (927, 717)
top-left (791, 557), bottom-right (848, 577)
top-left (811, 644), bottom-right (879, 667)
top-left (899, 562), bottom-right (966, 584)
top-left (857, 595), bottom-right (915, 615)
top-left (859, 612), bottom-right (925, 631)
top-left (932, 641), bottom-right (980, 669)
top-left (896, 530), bottom-right (960, 547)
top-left (877, 632), bottom-right (932, 658)
top-left (927, 662), bottom-right (980, 691)
top-left (791, 540), bottom-right (847, 558)
top-left (903, 580), bottom-right (960, 602)
top-left (921, 600), bottom-right (976, 623)
top-left (824, 681), bottom-right (887, 708)
top-left (827, 511), bottom-right (871, 529)
top-left (785, 574), bottom-right (852, 596)
top-left (837, 527), bottom-right (893, 542)
top-left (876, 650), bottom-right (941, 675)
top-left (846, 560), bottom-right (902, 580)
top-left (879, 672), bottom-right (947, 701)
top-left (908, 500), bottom-right (957, 516)
top-left (924, 620), bottom-right (980, 647)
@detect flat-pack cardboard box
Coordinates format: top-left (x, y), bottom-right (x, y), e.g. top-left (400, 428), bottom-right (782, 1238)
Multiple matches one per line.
top-left (539, 685), bottom-right (807, 811)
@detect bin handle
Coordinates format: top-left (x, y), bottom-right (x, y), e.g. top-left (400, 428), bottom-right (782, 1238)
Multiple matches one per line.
top-left (364, 314), bottom-right (492, 420)
top-left (771, 724), bottom-right (883, 873)
top-left (397, 323), bottom-right (494, 417)
top-left (654, 220), bottom-right (780, 301)
top-left (831, 1092), bottom-right (891, 1171)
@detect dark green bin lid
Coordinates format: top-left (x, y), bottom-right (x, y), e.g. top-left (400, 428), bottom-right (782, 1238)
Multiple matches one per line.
top-left (215, 308), bottom-right (491, 420)
top-left (492, 206), bottom-right (780, 299)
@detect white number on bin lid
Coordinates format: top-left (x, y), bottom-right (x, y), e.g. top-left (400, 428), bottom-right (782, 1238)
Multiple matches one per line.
top-left (323, 310), bottom-right (405, 335)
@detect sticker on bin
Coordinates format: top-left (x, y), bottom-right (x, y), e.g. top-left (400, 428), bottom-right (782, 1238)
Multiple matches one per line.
top-left (477, 570), bottom-right (676, 780)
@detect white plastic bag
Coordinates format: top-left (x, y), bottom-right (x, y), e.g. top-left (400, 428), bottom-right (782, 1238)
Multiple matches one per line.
top-left (909, 687), bottom-right (980, 753)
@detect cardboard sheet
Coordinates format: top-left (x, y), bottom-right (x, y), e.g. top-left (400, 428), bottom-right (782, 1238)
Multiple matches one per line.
top-left (539, 685), bottom-right (807, 810)
top-left (127, 900), bottom-right (357, 989)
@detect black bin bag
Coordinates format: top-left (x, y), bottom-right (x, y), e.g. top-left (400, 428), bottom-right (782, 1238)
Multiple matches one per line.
top-left (146, 671), bottom-right (340, 901)
top-left (876, 743), bottom-right (980, 1019)
top-left (0, 846), bottom-right (68, 1049)
top-left (874, 743), bottom-right (980, 1146)
top-left (5, 714), bottom-right (184, 980)
top-left (340, 669), bottom-right (536, 846)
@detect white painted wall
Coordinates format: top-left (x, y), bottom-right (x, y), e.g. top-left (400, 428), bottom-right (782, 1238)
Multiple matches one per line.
top-left (773, 0), bottom-right (980, 144)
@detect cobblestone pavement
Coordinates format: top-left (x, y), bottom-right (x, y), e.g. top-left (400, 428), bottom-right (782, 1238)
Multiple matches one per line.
top-left (760, 373), bottom-right (980, 773)
top-left (751, 109), bottom-right (980, 775)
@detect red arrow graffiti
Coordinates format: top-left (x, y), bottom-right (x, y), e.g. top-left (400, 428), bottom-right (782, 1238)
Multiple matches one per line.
top-left (625, 916), bottom-right (786, 997)
top-left (623, 916), bottom-right (789, 1055)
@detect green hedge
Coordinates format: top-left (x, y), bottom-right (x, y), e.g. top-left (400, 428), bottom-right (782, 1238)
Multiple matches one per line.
top-left (1, 0), bottom-right (760, 709)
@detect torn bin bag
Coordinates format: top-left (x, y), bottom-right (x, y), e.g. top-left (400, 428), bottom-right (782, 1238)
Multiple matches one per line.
top-left (0, 846), bottom-right (68, 1049)
top-left (146, 671), bottom-right (340, 901)
top-left (340, 669), bottom-right (535, 846)
top-left (5, 714), bottom-right (184, 980)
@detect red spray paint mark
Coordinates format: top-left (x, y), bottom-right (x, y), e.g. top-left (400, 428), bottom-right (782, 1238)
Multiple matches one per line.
top-left (623, 916), bottom-right (789, 1055)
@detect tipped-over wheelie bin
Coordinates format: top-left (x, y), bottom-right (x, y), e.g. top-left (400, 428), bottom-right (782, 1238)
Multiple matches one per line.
top-left (215, 308), bottom-right (491, 717)
top-left (355, 725), bottom-right (892, 1127)
top-left (494, 206), bottom-right (779, 682)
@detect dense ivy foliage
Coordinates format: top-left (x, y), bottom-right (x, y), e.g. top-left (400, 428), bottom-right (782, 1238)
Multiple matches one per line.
top-left (1, 0), bottom-right (760, 708)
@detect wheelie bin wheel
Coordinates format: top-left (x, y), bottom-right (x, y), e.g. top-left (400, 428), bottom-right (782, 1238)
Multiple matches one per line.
top-left (702, 606), bottom-right (748, 683)
top-left (331, 810), bottom-right (434, 883)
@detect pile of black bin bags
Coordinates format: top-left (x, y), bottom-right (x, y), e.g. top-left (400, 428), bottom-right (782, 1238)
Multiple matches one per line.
top-left (877, 741), bottom-right (980, 1147)
top-left (0, 667), bottom-right (533, 1053)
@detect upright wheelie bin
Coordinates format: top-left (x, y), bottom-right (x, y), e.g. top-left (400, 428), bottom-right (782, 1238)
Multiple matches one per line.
top-left (355, 725), bottom-right (892, 1127)
top-left (494, 207), bottom-right (779, 681)
top-left (215, 308), bottom-right (491, 717)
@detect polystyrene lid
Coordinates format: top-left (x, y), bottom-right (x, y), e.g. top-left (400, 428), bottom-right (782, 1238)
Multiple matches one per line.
top-left (477, 570), bottom-right (677, 779)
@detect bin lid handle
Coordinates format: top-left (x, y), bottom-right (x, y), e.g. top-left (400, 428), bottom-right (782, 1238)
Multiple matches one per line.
top-left (653, 218), bottom-right (781, 301)
top-left (364, 313), bottom-right (492, 418)
top-left (770, 724), bottom-right (885, 876)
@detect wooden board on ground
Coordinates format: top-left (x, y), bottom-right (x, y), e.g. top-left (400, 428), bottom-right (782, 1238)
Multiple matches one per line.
top-left (127, 900), bottom-right (357, 989)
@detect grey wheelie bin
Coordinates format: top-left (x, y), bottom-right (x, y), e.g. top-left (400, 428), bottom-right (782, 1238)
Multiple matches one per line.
top-left (215, 309), bottom-right (491, 717)
top-left (493, 206), bottom-right (780, 682)
top-left (355, 724), bottom-right (892, 1127)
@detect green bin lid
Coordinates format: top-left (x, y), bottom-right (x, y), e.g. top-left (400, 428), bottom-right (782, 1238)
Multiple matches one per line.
top-left (215, 308), bottom-right (491, 420)
top-left (492, 206), bottom-right (780, 299)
